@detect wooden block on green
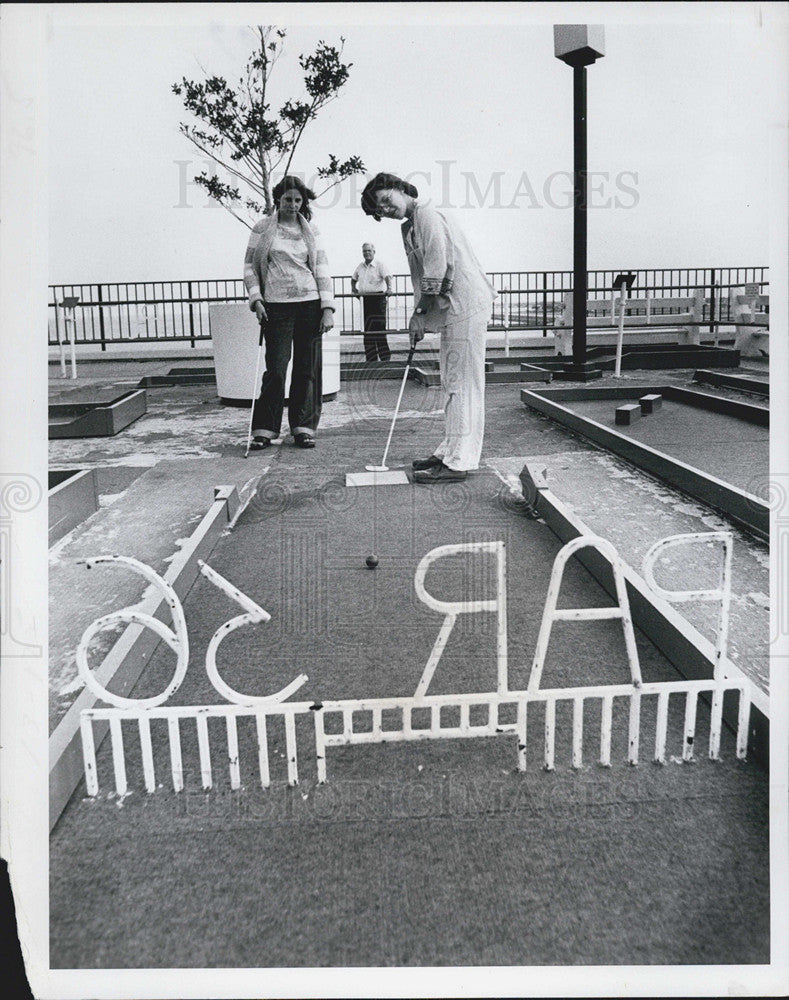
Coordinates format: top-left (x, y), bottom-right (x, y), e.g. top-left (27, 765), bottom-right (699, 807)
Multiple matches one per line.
top-left (640, 393), bottom-right (663, 414)
top-left (615, 403), bottom-right (641, 425)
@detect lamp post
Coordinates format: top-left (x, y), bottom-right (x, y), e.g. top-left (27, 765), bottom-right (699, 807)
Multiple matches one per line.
top-left (554, 25), bottom-right (605, 381)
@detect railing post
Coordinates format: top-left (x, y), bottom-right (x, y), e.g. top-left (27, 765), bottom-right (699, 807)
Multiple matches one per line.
top-left (188, 281), bottom-right (195, 348)
top-left (97, 284), bottom-right (107, 351)
top-left (52, 291), bottom-right (61, 348)
top-left (542, 271), bottom-right (548, 337)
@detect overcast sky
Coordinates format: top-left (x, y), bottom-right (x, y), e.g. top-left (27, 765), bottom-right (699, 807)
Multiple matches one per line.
top-left (46, 4), bottom-right (787, 284)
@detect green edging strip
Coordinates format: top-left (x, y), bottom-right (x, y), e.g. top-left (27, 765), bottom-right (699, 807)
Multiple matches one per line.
top-left (48, 469), bottom-right (99, 546)
top-left (520, 387), bottom-right (768, 540)
top-left (342, 356), bottom-right (553, 386)
top-left (485, 369), bottom-right (553, 384)
top-left (523, 383), bottom-right (768, 423)
top-left (412, 366), bottom-right (441, 386)
top-left (48, 485), bottom-right (240, 831)
top-left (137, 373), bottom-right (217, 387)
top-left (517, 344), bottom-right (740, 371)
top-left (693, 369), bottom-right (769, 398)
top-left (519, 463), bottom-right (769, 767)
top-left (664, 385), bottom-right (768, 426)
top-left (340, 362), bottom-right (410, 381)
top-left (48, 390), bottom-right (148, 438)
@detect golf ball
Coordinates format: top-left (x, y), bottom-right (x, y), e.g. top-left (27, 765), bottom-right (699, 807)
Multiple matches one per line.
top-left (366, 554), bottom-right (379, 569)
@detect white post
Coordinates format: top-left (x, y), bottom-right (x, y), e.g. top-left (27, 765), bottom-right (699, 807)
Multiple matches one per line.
top-left (57, 304), bottom-right (67, 378)
top-left (614, 284), bottom-right (627, 378)
top-left (60, 305), bottom-right (77, 378)
top-left (502, 288), bottom-right (510, 357)
top-left (60, 298), bottom-right (79, 379)
top-left (67, 309), bottom-right (77, 379)
top-left (58, 323), bottom-right (67, 378)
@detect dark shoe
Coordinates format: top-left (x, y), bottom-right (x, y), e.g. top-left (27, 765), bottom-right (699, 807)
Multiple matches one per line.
top-left (294, 433), bottom-right (315, 449)
top-left (249, 436), bottom-right (272, 451)
top-left (413, 463), bottom-right (468, 484)
top-left (411, 455), bottom-right (443, 471)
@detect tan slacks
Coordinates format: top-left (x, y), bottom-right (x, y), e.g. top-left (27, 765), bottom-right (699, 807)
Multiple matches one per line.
top-left (432, 307), bottom-right (489, 471)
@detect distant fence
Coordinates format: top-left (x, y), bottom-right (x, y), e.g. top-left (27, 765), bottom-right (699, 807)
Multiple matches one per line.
top-left (48, 267), bottom-right (768, 350)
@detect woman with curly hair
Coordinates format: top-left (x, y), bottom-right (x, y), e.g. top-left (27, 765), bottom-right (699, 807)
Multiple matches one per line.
top-left (243, 175), bottom-right (335, 450)
top-left (361, 172), bottom-right (495, 482)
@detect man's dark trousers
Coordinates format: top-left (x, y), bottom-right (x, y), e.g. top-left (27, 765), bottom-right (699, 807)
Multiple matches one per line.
top-left (362, 293), bottom-right (390, 362)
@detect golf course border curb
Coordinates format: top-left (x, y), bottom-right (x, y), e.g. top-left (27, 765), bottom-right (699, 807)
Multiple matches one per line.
top-left (692, 368), bottom-right (770, 398)
top-left (48, 389), bottom-right (148, 439)
top-left (48, 484), bottom-right (241, 831)
top-left (520, 462), bottom-right (769, 768)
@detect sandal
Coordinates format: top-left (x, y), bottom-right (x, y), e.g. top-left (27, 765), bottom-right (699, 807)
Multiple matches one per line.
top-left (249, 436), bottom-right (272, 450)
top-left (294, 433), bottom-right (315, 449)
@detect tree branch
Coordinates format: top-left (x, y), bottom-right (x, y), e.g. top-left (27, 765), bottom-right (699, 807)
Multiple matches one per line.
top-left (179, 128), bottom-right (266, 200)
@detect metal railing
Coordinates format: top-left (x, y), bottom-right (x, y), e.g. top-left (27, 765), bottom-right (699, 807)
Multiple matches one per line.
top-left (49, 267), bottom-right (768, 349)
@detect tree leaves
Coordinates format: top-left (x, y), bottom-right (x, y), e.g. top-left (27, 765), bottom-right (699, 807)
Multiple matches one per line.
top-left (316, 154), bottom-right (366, 183)
top-left (300, 40), bottom-right (352, 99)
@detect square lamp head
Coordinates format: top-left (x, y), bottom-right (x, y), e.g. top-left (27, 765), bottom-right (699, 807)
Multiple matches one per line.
top-left (554, 25), bottom-right (605, 67)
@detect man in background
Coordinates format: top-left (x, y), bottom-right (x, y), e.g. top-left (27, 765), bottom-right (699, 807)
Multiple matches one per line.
top-left (351, 242), bottom-right (393, 361)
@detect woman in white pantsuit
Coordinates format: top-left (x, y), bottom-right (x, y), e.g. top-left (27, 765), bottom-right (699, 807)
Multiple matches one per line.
top-left (361, 173), bottom-right (495, 483)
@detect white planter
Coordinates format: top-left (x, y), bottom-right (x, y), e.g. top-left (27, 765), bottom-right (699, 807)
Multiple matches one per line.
top-left (208, 302), bottom-right (341, 405)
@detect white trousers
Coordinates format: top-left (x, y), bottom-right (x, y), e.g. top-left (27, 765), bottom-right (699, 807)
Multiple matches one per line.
top-left (432, 307), bottom-right (489, 471)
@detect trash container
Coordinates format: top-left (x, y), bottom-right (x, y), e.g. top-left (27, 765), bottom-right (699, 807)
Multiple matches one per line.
top-left (209, 302), bottom-right (340, 406)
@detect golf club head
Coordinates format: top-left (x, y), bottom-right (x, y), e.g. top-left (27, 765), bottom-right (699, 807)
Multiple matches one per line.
top-left (365, 465), bottom-right (389, 472)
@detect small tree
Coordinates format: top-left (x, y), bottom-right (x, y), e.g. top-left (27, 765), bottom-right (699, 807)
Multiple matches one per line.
top-left (172, 26), bottom-right (365, 227)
